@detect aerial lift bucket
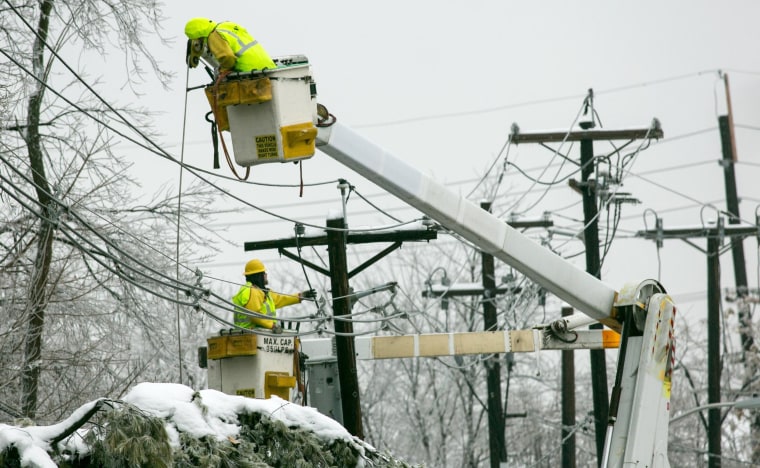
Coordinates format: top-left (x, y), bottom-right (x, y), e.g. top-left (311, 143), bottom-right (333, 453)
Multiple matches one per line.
top-left (206, 55), bottom-right (318, 167)
top-left (206, 330), bottom-right (298, 401)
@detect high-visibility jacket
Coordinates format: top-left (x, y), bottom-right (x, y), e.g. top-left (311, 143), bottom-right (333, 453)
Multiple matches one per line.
top-left (210, 21), bottom-right (276, 72)
top-left (232, 283), bottom-right (300, 329)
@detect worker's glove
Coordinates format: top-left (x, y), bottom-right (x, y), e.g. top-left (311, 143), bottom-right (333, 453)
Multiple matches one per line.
top-left (300, 289), bottom-right (317, 301)
top-left (186, 39), bottom-right (203, 68)
top-left (271, 324), bottom-right (283, 334)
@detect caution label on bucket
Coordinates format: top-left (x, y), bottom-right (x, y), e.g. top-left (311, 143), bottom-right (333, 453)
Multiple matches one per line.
top-left (255, 134), bottom-right (278, 159)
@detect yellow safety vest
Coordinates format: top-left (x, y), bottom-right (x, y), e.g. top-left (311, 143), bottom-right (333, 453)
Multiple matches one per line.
top-left (232, 285), bottom-right (276, 329)
top-left (215, 22), bottom-right (276, 71)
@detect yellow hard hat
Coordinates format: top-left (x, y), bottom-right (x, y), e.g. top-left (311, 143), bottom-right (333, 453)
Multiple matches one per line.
top-left (184, 18), bottom-right (217, 40)
top-left (244, 259), bottom-right (266, 276)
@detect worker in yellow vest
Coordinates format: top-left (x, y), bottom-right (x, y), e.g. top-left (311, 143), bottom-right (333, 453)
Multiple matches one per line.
top-left (232, 259), bottom-right (316, 332)
top-left (184, 18), bottom-right (277, 72)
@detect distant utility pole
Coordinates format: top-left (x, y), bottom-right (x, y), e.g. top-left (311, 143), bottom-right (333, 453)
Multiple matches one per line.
top-left (561, 306), bottom-right (577, 468)
top-left (244, 218), bottom-right (437, 438)
top-left (718, 72), bottom-right (759, 464)
top-left (637, 219), bottom-right (758, 468)
top-left (511, 109), bottom-right (663, 465)
top-left (481, 201), bottom-right (507, 468)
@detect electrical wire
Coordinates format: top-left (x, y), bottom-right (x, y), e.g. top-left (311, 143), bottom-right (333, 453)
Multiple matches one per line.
top-left (503, 160), bottom-right (581, 186)
top-left (354, 92), bottom-right (589, 128)
top-left (629, 172), bottom-right (759, 227)
top-left (494, 131), bottom-right (720, 238)
top-left (319, 327), bottom-right (389, 338)
top-left (466, 134), bottom-right (512, 200)
top-left (599, 199), bottom-right (622, 272)
top-left (199, 306), bottom-right (326, 338)
top-left (499, 131), bottom-right (638, 191)
top-left (205, 146), bottom-right (721, 233)
top-left (0, 155), bottom-right (260, 333)
top-left (349, 186), bottom-right (402, 223)
top-left (353, 70), bottom-right (734, 129)
top-left (735, 123), bottom-right (760, 132)
top-left (656, 127), bottom-right (718, 143)
top-left (214, 300), bottom-right (321, 326)
top-left (0, 141), bottom-right (216, 284)
top-left (500, 151), bottom-right (716, 213)
top-left (0, 153), bottom-right (206, 298)
top-left (175, 66), bottom-right (190, 385)
top-left (221, 171), bottom-right (508, 220)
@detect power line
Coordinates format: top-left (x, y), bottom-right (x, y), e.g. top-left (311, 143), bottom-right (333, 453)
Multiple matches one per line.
top-left (354, 70), bottom-right (727, 129)
top-left (735, 123), bottom-right (760, 132)
top-left (628, 172), bottom-right (759, 226)
top-left (1, 139), bottom-right (248, 294)
top-left (0, 149), bottom-right (222, 306)
top-left (721, 69), bottom-right (760, 77)
top-left (0, 163), bottom-right (199, 305)
top-left (466, 134), bottom-right (513, 201)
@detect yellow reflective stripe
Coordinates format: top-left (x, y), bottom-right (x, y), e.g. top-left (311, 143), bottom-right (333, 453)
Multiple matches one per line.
top-left (263, 297), bottom-right (274, 317)
top-left (216, 28), bottom-right (258, 57)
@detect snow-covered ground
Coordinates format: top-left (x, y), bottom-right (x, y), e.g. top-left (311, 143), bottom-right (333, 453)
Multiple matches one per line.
top-left (0, 382), bottom-right (367, 467)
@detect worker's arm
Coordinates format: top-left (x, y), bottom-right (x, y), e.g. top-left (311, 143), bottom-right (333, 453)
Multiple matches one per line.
top-left (207, 31), bottom-right (237, 70)
top-left (271, 291), bottom-right (301, 308)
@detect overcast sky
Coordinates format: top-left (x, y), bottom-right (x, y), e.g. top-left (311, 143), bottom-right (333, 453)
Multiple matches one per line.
top-left (120, 1), bottom-right (760, 329)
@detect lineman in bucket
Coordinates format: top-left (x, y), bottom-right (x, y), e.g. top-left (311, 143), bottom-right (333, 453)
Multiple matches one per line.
top-left (232, 259), bottom-right (316, 333)
top-left (184, 17), bottom-right (276, 72)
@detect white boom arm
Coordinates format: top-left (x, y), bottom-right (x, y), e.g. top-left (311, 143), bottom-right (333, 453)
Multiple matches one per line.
top-left (317, 122), bottom-right (622, 330)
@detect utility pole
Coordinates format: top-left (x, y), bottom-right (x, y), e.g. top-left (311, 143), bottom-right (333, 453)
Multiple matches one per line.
top-left (578, 119), bottom-right (609, 467)
top-left (481, 201), bottom-right (507, 468)
top-left (706, 236), bottom-right (721, 468)
top-left (326, 217), bottom-right (363, 438)
top-left (511, 113), bottom-right (663, 464)
top-left (719, 74), bottom-right (750, 342)
top-left (244, 219), bottom-right (437, 438)
top-left (561, 306), bottom-right (577, 468)
top-left (718, 72), bottom-right (759, 464)
top-left (637, 219), bottom-right (758, 468)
